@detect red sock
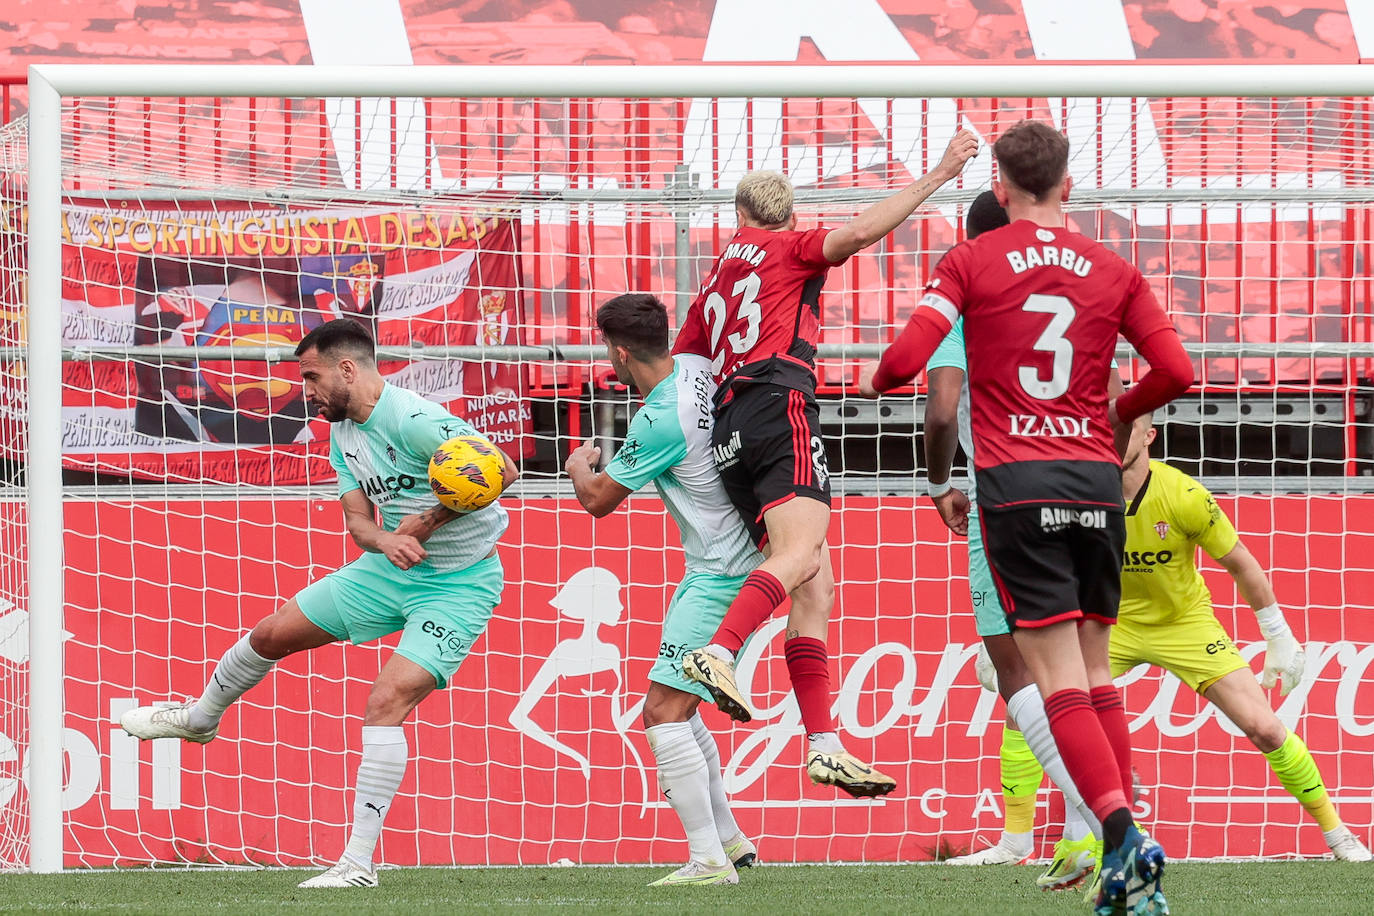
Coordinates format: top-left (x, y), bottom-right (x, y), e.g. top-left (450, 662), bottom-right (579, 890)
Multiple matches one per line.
top-left (713, 569), bottom-right (787, 654)
top-left (783, 636), bottom-right (834, 734)
top-left (1043, 688), bottom-right (1129, 824)
top-left (1090, 684), bottom-right (1134, 801)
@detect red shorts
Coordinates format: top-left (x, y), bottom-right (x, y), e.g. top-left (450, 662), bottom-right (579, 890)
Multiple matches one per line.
top-left (712, 383), bottom-right (831, 547)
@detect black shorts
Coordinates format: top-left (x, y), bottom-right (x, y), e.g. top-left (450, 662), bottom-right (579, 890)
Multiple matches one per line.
top-left (979, 504), bottom-right (1125, 628)
top-left (712, 383), bottom-right (831, 547)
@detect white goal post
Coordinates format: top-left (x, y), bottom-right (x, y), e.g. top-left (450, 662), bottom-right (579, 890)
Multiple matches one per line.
top-left (20, 63), bottom-right (1374, 873)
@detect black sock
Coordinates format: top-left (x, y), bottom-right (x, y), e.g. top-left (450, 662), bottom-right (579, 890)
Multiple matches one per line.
top-left (1103, 808), bottom-right (1134, 851)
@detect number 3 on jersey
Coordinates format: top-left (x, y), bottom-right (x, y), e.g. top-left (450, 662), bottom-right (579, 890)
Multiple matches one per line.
top-left (704, 272), bottom-right (762, 375)
top-left (1018, 294), bottom-right (1075, 400)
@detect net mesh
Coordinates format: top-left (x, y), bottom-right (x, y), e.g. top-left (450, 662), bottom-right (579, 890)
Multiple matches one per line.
top-left (0, 88), bottom-right (1371, 868)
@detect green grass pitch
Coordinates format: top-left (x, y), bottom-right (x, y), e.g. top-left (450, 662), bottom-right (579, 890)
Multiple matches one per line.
top-left (0, 862), bottom-right (1367, 914)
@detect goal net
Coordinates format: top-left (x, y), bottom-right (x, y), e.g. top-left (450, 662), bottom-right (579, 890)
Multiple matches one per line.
top-left (3, 66), bottom-right (1373, 870)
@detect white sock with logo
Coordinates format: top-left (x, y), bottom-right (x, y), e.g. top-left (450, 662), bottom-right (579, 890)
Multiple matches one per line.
top-left (687, 713), bottom-right (741, 843)
top-left (342, 726), bottom-right (408, 870)
top-left (189, 634), bottom-right (276, 732)
top-left (647, 721), bottom-right (728, 866)
top-left (1006, 685), bottom-right (1102, 840)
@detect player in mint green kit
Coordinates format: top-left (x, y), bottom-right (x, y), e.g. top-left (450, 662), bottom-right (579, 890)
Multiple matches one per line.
top-left (566, 294), bottom-right (760, 887)
top-left (120, 318), bottom-right (517, 889)
top-left (926, 193), bottom-right (1101, 884)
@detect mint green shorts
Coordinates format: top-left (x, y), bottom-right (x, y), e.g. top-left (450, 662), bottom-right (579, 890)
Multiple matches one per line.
top-left (650, 570), bottom-right (750, 702)
top-left (968, 506), bottom-right (1010, 637)
top-left (296, 551), bottom-right (504, 688)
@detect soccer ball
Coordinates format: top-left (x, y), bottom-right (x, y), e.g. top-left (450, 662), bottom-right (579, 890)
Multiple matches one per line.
top-left (429, 435), bottom-right (506, 513)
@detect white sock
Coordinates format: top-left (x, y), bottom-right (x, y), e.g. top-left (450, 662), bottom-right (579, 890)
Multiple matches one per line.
top-left (687, 713), bottom-right (740, 843)
top-left (1062, 799), bottom-right (1093, 842)
top-left (1006, 685), bottom-right (1102, 841)
top-left (190, 634), bottom-right (276, 731)
top-left (807, 731), bottom-right (844, 754)
top-left (342, 726), bottom-right (408, 870)
top-left (704, 643), bottom-right (734, 663)
top-left (647, 721), bottom-right (727, 866)
top-left (1001, 830), bottom-right (1034, 856)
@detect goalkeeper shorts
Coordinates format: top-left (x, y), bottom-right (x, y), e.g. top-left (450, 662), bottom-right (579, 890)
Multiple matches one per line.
top-left (296, 550), bottom-right (504, 688)
top-left (650, 570), bottom-right (752, 703)
top-left (967, 502), bottom-right (1010, 637)
top-left (1109, 602), bottom-right (1249, 694)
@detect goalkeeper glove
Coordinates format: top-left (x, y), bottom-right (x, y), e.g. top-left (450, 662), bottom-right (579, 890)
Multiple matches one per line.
top-left (973, 641), bottom-right (998, 694)
top-left (1255, 603), bottom-right (1305, 696)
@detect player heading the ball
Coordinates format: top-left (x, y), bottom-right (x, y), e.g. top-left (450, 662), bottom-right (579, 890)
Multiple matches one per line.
top-left (120, 317), bottom-right (518, 889)
top-left (676, 128), bottom-right (979, 799)
top-left (861, 119), bottom-right (1193, 915)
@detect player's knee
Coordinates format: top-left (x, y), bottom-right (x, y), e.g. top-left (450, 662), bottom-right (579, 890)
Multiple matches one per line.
top-left (787, 544), bottom-right (824, 587)
top-left (642, 686), bottom-right (696, 729)
top-left (1247, 716), bottom-right (1288, 754)
top-left (247, 618), bottom-right (291, 660)
top-left (363, 685), bottom-right (416, 726)
top-left (642, 690), bottom-right (668, 729)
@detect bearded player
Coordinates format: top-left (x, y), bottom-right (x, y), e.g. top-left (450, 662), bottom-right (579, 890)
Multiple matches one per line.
top-left (120, 318), bottom-right (517, 888)
top-left (860, 120), bottom-right (1194, 914)
top-left (676, 129), bottom-right (980, 798)
top-left (565, 293), bottom-right (761, 887)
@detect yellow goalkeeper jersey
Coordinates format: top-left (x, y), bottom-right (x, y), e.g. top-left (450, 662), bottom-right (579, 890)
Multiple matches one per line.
top-left (1119, 460), bottom-right (1240, 627)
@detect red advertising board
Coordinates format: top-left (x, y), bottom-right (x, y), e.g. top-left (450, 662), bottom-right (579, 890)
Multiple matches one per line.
top-left (0, 205), bottom-right (532, 486)
top-left (30, 495), bottom-right (1371, 866)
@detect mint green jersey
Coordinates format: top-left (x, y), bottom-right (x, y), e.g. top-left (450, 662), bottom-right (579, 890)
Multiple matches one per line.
top-left (605, 355), bottom-right (760, 578)
top-left (329, 383), bottom-right (508, 573)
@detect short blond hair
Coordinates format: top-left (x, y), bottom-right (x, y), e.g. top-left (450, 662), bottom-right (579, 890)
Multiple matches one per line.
top-left (734, 170), bottom-right (794, 226)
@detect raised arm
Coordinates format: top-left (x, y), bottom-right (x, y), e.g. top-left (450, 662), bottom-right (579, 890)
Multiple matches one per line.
top-left (821, 130), bottom-right (980, 264)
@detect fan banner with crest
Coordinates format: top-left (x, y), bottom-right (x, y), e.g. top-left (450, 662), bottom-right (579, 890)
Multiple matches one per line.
top-left (44, 201), bottom-right (530, 485)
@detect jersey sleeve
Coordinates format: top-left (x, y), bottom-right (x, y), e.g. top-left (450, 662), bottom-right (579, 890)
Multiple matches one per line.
top-left (671, 290), bottom-right (710, 357)
top-left (1114, 269), bottom-right (1195, 422)
top-left (870, 245), bottom-right (969, 391)
top-left (1174, 477), bottom-right (1240, 560)
top-left (329, 432), bottom-right (361, 497)
top-left (1118, 270), bottom-right (1175, 343)
top-left (789, 227), bottom-right (836, 268)
top-left (926, 317), bottom-right (967, 372)
top-left (603, 403), bottom-right (688, 493)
